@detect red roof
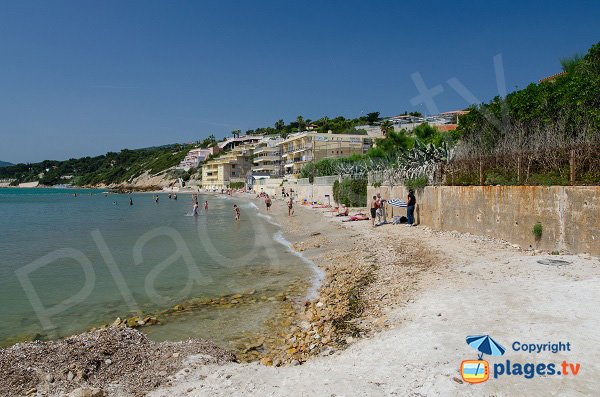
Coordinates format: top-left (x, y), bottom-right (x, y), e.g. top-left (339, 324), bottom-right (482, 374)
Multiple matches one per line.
top-left (539, 71), bottom-right (567, 83)
top-left (435, 124), bottom-right (458, 132)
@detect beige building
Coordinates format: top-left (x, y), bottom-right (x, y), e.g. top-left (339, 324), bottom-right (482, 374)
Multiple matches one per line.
top-left (201, 144), bottom-right (254, 189)
top-left (252, 137), bottom-right (283, 178)
top-left (280, 132), bottom-right (373, 175)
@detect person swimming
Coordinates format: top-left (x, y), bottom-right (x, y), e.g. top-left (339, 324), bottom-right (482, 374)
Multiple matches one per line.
top-left (173, 194), bottom-right (177, 200)
top-left (129, 197), bottom-right (133, 206)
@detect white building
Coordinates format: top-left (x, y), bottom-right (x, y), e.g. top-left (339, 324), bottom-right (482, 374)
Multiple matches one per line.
top-left (178, 147), bottom-right (220, 170)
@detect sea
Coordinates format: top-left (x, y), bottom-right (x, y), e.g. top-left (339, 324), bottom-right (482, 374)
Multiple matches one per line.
top-left (0, 188), bottom-right (315, 348)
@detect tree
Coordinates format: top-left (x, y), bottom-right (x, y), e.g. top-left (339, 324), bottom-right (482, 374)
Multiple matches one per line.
top-left (199, 134), bottom-right (217, 148)
top-left (368, 129), bottom-right (410, 159)
top-left (231, 129), bottom-right (241, 138)
top-left (366, 112), bottom-right (380, 125)
top-left (413, 123), bottom-right (437, 142)
top-left (380, 120), bottom-right (393, 136)
top-left (274, 119), bottom-right (285, 131)
top-left (296, 115), bottom-right (306, 132)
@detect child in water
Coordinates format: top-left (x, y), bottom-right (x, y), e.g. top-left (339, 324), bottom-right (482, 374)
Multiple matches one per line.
top-left (233, 204), bottom-right (240, 221)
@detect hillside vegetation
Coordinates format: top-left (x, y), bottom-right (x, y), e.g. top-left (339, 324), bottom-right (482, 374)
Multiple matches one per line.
top-left (301, 41), bottom-right (600, 186)
top-left (449, 41), bottom-right (600, 185)
top-left (0, 144), bottom-right (192, 186)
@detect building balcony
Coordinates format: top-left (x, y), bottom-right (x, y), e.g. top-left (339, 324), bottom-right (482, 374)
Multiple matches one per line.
top-left (252, 164), bottom-right (279, 172)
top-left (254, 155), bottom-right (281, 162)
top-left (285, 155), bottom-right (313, 164)
top-left (253, 147), bottom-right (280, 155)
top-left (283, 144), bottom-right (311, 154)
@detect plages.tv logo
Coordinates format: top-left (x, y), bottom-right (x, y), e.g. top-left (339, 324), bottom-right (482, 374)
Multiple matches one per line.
top-left (460, 335), bottom-right (505, 384)
top-left (460, 334), bottom-right (581, 383)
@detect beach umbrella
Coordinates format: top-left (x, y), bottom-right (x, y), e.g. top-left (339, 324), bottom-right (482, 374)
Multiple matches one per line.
top-left (386, 198), bottom-right (407, 218)
top-left (466, 335), bottom-right (506, 358)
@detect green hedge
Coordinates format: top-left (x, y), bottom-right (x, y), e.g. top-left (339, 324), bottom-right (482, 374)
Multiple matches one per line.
top-left (333, 178), bottom-right (367, 207)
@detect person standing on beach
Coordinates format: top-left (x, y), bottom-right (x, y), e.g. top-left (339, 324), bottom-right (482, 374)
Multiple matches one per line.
top-left (370, 195), bottom-right (378, 227)
top-left (174, 194), bottom-right (177, 200)
top-left (406, 189), bottom-right (416, 226)
top-left (287, 196), bottom-right (294, 217)
top-left (265, 195), bottom-right (272, 212)
top-left (233, 204), bottom-right (240, 221)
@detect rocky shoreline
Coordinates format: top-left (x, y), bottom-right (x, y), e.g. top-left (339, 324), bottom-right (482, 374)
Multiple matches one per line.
top-left (0, 327), bottom-right (235, 397)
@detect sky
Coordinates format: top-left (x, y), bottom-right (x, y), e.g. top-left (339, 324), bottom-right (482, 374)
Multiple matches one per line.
top-left (0, 1), bottom-right (598, 164)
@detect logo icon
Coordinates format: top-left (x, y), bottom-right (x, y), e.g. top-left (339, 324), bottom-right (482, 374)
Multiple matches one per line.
top-left (460, 359), bottom-right (489, 383)
top-left (461, 335), bottom-right (505, 384)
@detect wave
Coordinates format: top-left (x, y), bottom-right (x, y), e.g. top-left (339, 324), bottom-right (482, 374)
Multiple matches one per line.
top-left (256, 212), bottom-right (280, 226)
top-left (242, 202), bottom-right (259, 210)
top-left (272, 231), bottom-right (325, 300)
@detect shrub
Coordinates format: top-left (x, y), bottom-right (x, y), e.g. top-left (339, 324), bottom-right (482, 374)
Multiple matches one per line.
top-left (532, 222), bottom-right (543, 239)
top-left (485, 170), bottom-right (518, 186)
top-left (333, 178), bottom-right (367, 207)
top-left (404, 176), bottom-right (428, 191)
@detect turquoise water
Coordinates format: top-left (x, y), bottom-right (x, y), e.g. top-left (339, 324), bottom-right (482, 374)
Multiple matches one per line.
top-left (0, 188), bottom-right (312, 347)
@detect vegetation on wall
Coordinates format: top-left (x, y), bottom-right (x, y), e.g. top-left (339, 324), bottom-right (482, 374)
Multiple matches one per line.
top-left (333, 178), bottom-right (367, 207)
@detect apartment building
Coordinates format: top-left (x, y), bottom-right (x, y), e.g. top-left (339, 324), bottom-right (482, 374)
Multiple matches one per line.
top-left (178, 147), bottom-right (220, 170)
top-left (252, 137), bottom-right (283, 178)
top-left (201, 144), bottom-right (254, 189)
top-left (280, 132), bottom-right (373, 175)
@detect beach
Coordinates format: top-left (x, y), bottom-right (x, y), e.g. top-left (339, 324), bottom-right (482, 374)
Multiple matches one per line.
top-left (1, 191), bottom-right (599, 396)
top-left (149, 193), bottom-right (600, 396)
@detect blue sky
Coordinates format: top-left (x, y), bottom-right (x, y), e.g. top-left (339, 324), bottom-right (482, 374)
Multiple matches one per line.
top-left (0, 1), bottom-right (598, 163)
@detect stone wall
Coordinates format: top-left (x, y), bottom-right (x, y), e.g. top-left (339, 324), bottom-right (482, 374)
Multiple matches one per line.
top-left (368, 185), bottom-right (600, 255)
top-left (253, 177), bottom-right (337, 205)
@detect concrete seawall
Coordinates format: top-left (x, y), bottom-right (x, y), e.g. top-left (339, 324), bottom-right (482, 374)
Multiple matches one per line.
top-left (368, 185), bottom-right (600, 255)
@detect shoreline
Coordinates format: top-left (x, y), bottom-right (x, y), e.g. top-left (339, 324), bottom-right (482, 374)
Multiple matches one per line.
top-left (0, 190), bottom-right (392, 395)
top-left (2, 190), bottom-right (599, 396)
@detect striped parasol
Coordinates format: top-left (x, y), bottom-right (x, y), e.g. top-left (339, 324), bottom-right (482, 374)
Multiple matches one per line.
top-left (466, 335), bottom-right (506, 358)
top-left (387, 198), bottom-right (407, 208)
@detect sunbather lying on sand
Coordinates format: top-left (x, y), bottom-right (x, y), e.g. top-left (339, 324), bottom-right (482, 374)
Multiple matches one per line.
top-left (342, 213), bottom-right (369, 222)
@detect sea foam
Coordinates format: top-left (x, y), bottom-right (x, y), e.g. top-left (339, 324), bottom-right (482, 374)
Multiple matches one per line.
top-left (273, 231), bottom-right (325, 300)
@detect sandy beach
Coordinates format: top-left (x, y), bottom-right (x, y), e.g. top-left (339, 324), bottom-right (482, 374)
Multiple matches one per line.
top-left (2, 192), bottom-right (599, 396)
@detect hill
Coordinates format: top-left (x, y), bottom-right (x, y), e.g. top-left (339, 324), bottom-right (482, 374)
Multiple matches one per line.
top-left (0, 144), bottom-right (193, 187)
top-left (0, 161), bottom-right (13, 167)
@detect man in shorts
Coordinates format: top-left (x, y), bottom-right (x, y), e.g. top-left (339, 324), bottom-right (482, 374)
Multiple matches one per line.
top-left (370, 195), bottom-right (379, 227)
